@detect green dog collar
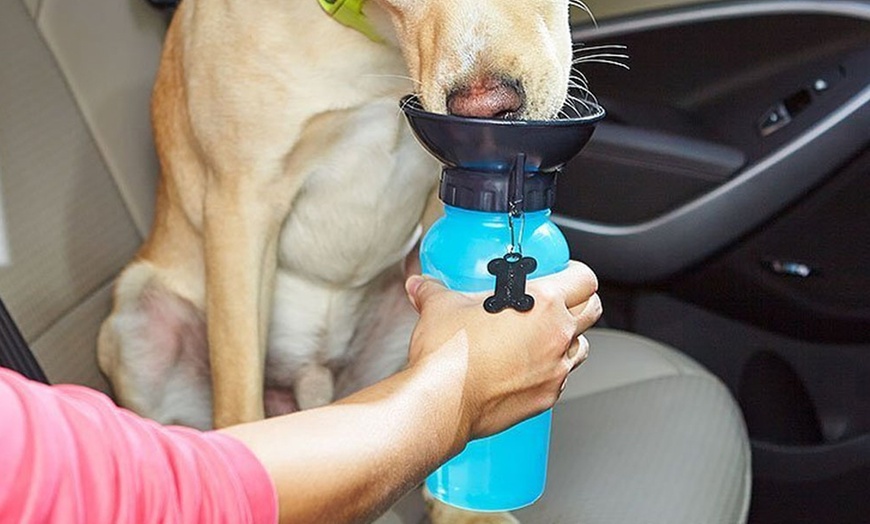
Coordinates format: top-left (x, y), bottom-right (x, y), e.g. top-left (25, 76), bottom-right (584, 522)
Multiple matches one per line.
top-left (318, 0), bottom-right (383, 43)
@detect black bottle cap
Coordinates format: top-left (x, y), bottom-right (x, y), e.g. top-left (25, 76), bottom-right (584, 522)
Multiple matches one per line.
top-left (440, 168), bottom-right (557, 212)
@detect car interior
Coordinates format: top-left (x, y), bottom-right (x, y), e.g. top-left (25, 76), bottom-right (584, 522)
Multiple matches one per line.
top-left (0, 0), bottom-right (865, 523)
top-left (562, 0), bottom-right (870, 522)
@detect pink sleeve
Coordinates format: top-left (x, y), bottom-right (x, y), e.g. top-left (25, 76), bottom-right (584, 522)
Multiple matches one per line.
top-left (0, 368), bottom-right (278, 524)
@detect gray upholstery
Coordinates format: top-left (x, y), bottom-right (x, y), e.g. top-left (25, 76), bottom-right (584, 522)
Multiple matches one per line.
top-left (378, 330), bottom-right (751, 524)
top-left (0, 0), bottom-right (163, 392)
top-left (518, 329), bottom-right (751, 523)
top-left (0, 0), bottom-right (751, 522)
top-left (36, 0), bottom-right (165, 236)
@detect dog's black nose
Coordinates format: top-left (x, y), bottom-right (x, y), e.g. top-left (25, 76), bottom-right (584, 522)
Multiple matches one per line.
top-left (447, 77), bottom-right (523, 119)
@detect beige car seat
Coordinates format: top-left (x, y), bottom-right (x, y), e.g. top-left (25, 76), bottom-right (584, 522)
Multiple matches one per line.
top-left (0, 1), bottom-right (751, 522)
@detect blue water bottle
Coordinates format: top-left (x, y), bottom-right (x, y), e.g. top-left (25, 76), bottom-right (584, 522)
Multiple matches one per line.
top-left (401, 95), bottom-right (604, 512)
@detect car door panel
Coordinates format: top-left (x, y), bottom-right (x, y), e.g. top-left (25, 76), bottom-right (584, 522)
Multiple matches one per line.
top-left (557, 3), bottom-right (870, 285)
top-left (564, 2), bottom-right (870, 522)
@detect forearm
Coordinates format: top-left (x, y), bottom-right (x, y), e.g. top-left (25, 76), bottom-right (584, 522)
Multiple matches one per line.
top-left (220, 337), bottom-right (472, 524)
top-left (0, 368), bottom-right (276, 524)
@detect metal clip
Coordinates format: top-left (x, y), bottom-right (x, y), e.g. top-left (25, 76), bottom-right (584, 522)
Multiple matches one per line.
top-left (507, 153), bottom-right (526, 255)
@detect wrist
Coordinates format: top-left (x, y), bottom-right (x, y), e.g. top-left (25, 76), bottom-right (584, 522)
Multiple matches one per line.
top-left (407, 333), bottom-right (476, 457)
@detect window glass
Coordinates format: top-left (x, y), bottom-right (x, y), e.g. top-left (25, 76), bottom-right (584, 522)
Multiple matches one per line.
top-left (571, 0), bottom-right (720, 24)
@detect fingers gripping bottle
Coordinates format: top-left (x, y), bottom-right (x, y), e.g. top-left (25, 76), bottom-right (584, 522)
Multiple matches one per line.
top-left (401, 96), bottom-right (604, 512)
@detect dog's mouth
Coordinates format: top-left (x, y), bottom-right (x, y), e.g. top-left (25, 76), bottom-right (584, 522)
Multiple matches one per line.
top-left (421, 71), bottom-right (590, 122)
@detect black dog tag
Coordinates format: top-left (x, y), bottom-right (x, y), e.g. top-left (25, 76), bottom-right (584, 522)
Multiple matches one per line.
top-left (484, 253), bottom-right (537, 313)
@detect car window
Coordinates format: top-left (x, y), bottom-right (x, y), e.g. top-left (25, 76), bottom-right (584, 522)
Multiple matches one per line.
top-left (572, 0), bottom-right (719, 23)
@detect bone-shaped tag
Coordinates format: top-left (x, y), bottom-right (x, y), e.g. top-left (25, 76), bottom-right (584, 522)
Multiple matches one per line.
top-left (484, 253), bottom-right (537, 313)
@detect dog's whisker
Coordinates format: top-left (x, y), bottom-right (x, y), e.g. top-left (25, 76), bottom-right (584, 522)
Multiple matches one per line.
top-left (567, 77), bottom-right (590, 89)
top-left (559, 88), bottom-right (596, 117)
top-left (568, 82), bottom-right (597, 100)
top-left (572, 43), bottom-right (629, 75)
top-left (572, 53), bottom-right (630, 64)
top-left (573, 58), bottom-right (631, 70)
top-left (567, 93), bottom-right (595, 110)
top-left (361, 73), bottom-right (422, 87)
top-left (573, 96), bottom-right (594, 107)
top-left (568, 86), bottom-right (596, 101)
top-left (568, 70), bottom-right (589, 83)
top-left (567, 78), bottom-right (594, 95)
top-left (567, 0), bottom-right (597, 27)
top-left (573, 44), bottom-right (628, 53)
top-left (572, 60), bottom-right (629, 70)
top-left (399, 93), bottom-right (423, 111)
top-left (395, 94), bottom-right (422, 120)
top-left (565, 66), bottom-right (599, 108)
top-left (568, 87), bottom-right (597, 102)
top-left (573, 52), bottom-right (630, 59)
top-left (570, 70), bottom-right (590, 86)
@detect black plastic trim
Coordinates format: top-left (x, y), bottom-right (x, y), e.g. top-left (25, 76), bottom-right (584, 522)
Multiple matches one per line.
top-left (581, 122), bottom-right (746, 182)
top-left (572, 1), bottom-right (870, 42)
top-left (558, 1), bottom-right (870, 283)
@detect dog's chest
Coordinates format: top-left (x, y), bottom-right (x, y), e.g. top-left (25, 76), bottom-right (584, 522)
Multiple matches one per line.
top-left (276, 101), bottom-right (438, 286)
top-left (265, 102), bottom-right (437, 383)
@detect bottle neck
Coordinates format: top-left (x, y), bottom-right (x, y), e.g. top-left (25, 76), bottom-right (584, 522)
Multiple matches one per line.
top-left (439, 168), bottom-right (558, 213)
top-left (441, 205), bottom-right (551, 222)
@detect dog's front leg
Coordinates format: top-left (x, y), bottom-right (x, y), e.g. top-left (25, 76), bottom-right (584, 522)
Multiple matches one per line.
top-left (203, 179), bottom-right (283, 428)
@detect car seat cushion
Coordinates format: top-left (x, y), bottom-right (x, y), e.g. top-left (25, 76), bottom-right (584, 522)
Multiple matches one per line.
top-left (377, 328), bottom-right (751, 524)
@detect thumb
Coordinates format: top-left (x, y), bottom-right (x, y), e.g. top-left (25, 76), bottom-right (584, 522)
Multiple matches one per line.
top-left (404, 275), bottom-right (446, 313)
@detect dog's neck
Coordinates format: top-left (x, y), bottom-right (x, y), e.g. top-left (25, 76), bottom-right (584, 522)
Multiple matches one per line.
top-left (317, 0), bottom-right (382, 42)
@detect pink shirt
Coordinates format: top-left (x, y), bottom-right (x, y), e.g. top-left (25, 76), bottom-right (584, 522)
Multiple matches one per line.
top-left (0, 368), bottom-right (278, 524)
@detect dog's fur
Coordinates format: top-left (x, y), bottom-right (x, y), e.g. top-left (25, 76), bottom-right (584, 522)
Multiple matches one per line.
top-left (98, 0), bottom-right (573, 521)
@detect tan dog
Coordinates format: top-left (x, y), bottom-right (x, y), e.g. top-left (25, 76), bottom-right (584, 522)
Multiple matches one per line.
top-left (98, 0), bottom-right (576, 521)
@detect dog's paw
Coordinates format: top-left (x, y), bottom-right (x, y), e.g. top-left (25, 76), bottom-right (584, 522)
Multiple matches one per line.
top-left (423, 488), bottom-right (520, 524)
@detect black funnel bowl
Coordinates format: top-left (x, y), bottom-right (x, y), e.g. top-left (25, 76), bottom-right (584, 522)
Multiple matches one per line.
top-left (400, 95), bottom-right (605, 173)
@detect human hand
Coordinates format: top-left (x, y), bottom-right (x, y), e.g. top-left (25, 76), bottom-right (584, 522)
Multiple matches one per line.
top-left (404, 261), bottom-right (601, 441)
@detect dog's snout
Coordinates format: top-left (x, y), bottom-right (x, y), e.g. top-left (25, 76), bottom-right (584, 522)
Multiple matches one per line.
top-left (447, 77), bottom-right (523, 119)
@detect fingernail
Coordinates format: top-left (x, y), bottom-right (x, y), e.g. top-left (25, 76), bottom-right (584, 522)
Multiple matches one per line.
top-left (405, 275), bottom-right (424, 310)
top-left (584, 294), bottom-right (603, 321)
top-left (405, 275), bottom-right (424, 297)
top-left (567, 340), bottom-right (579, 359)
top-left (577, 334), bottom-right (590, 360)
